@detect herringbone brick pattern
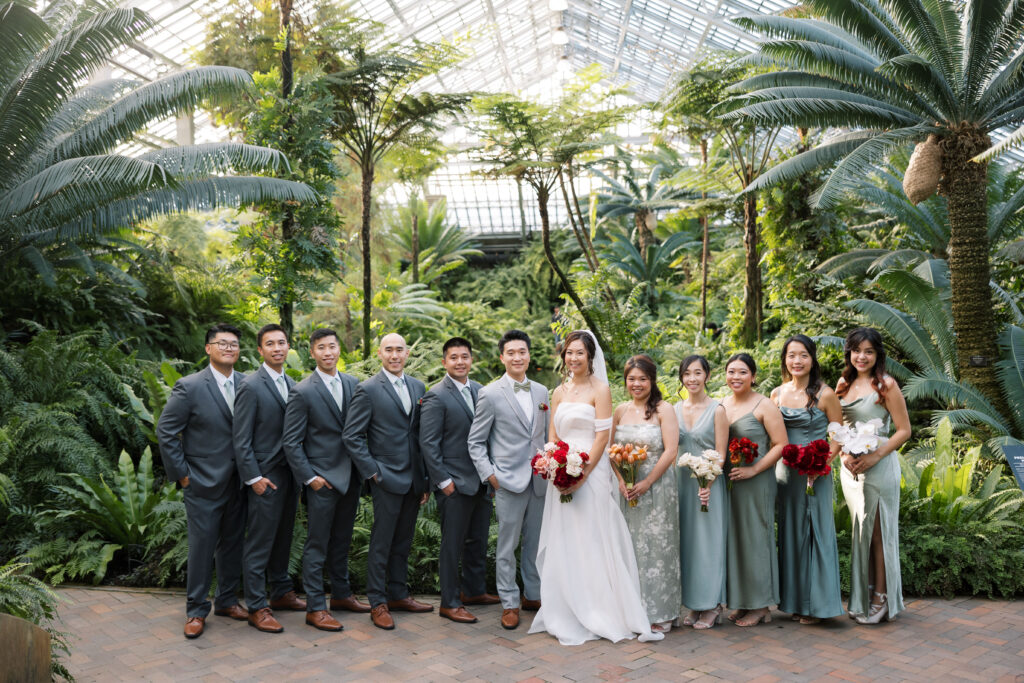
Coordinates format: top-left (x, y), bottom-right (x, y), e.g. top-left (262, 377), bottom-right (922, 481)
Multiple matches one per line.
top-left (56, 587), bottom-right (1024, 682)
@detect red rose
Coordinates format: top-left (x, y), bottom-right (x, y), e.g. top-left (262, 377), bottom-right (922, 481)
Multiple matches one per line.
top-left (781, 444), bottom-right (800, 467)
top-left (539, 403), bottom-right (549, 411)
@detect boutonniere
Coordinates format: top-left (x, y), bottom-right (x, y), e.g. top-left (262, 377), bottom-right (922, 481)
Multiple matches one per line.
top-left (418, 397), bottom-right (424, 406)
top-left (538, 402), bottom-right (549, 412)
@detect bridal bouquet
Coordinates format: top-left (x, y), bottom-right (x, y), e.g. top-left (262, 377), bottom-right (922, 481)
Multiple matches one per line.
top-left (726, 437), bottom-right (758, 490)
top-left (781, 439), bottom-right (832, 495)
top-left (608, 442), bottom-right (649, 507)
top-left (828, 418), bottom-right (886, 481)
top-left (676, 450), bottom-right (723, 512)
top-left (532, 441), bottom-right (590, 503)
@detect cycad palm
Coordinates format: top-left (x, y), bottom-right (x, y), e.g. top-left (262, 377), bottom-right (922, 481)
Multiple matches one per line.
top-left (730, 0), bottom-right (1024, 406)
top-left (0, 1), bottom-right (314, 265)
top-left (387, 196), bottom-right (482, 284)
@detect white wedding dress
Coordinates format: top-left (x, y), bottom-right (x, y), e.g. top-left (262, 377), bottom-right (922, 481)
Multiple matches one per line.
top-left (528, 402), bottom-right (664, 645)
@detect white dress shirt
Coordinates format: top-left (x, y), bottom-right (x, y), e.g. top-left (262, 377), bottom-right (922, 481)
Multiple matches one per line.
top-left (504, 373), bottom-right (534, 427)
top-left (437, 374), bottom-right (471, 492)
top-left (383, 368), bottom-right (411, 413)
top-left (210, 365), bottom-right (235, 408)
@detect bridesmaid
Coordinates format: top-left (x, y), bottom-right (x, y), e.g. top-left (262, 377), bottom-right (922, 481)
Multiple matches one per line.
top-left (723, 353), bottom-right (788, 627)
top-left (836, 327), bottom-right (911, 624)
top-left (675, 355), bottom-right (729, 630)
top-left (611, 355), bottom-right (681, 632)
top-left (771, 335), bottom-right (844, 624)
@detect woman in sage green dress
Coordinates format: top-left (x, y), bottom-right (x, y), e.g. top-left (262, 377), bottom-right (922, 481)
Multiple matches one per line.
top-left (771, 335), bottom-right (844, 624)
top-left (723, 353), bottom-right (788, 627)
top-left (611, 355), bottom-right (681, 632)
top-left (836, 328), bottom-right (911, 624)
top-left (675, 355), bottom-right (729, 630)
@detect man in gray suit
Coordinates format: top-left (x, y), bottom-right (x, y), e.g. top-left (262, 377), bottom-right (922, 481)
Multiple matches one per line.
top-left (282, 328), bottom-right (371, 633)
top-left (419, 337), bottom-right (499, 625)
top-left (467, 329), bottom-right (549, 630)
top-left (157, 322), bottom-right (247, 639)
top-left (344, 333), bottom-right (431, 630)
top-left (233, 324), bottom-right (306, 634)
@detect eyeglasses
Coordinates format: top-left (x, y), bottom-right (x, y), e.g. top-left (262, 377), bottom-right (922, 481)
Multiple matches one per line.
top-left (212, 341), bottom-right (240, 350)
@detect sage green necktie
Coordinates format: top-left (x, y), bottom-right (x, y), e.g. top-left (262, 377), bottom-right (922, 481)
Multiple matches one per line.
top-left (328, 377), bottom-right (343, 412)
top-left (224, 379), bottom-right (234, 414)
top-left (395, 377), bottom-right (412, 413)
top-left (276, 376), bottom-right (288, 401)
top-left (462, 385), bottom-right (474, 412)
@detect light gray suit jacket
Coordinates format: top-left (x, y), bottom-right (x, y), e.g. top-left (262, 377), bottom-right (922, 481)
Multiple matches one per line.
top-left (467, 376), bottom-right (549, 495)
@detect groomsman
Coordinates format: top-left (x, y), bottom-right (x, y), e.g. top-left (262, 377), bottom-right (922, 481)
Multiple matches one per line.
top-left (419, 337), bottom-right (499, 624)
top-left (467, 330), bottom-right (548, 630)
top-left (282, 328), bottom-right (371, 632)
top-left (233, 324), bottom-right (305, 634)
top-left (157, 323), bottom-right (247, 639)
top-left (344, 333), bottom-right (431, 630)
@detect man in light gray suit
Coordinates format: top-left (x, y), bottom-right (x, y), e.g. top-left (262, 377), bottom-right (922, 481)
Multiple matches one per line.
top-left (233, 324), bottom-right (305, 634)
top-left (158, 322), bottom-right (247, 639)
top-left (419, 337), bottom-right (498, 625)
top-left (344, 333), bottom-right (431, 630)
top-left (282, 328), bottom-right (370, 633)
top-left (467, 329), bottom-right (549, 631)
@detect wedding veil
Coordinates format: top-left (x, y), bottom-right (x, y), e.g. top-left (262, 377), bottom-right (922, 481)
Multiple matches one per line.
top-left (577, 329), bottom-right (608, 386)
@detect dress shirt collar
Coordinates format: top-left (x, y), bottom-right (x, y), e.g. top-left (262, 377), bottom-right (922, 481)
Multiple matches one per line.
top-left (315, 367), bottom-right (339, 384)
top-left (209, 364), bottom-right (234, 385)
top-left (446, 374), bottom-right (469, 388)
top-left (262, 363), bottom-right (284, 381)
top-left (383, 368), bottom-right (405, 383)
top-left (502, 373), bottom-right (529, 390)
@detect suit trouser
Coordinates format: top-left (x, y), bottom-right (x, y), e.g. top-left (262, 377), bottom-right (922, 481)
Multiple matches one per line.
top-left (242, 461), bottom-right (298, 611)
top-left (494, 486), bottom-right (544, 609)
top-left (366, 484), bottom-right (420, 607)
top-left (436, 484), bottom-right (491, 608)
top-left (183, 482), bottom-right (245, 618)
top-left (302, 479), bottom-right (361, 612)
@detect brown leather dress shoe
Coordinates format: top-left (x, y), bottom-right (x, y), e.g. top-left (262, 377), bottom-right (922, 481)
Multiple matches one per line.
top-left (371, 604), bottom-right (395, 630)
top-left (460, 592), bottom-right (501, 606)
top-left (268, 591), bottom-right (306, 611)
top-left (520, 597), bottom-right (541, 611)
top-left (387, 596), bottom-right (434, 612)
top-left (248, 608), bottom-right (283, 633)
top-left (439, 606), bottom-right (478, 624)
top-left (330, 595), bottom-right (372, 613)
top-left (214, 604), bottom-right (248, 621)
top-left (501, 608), bottom-right (520, 630)
top-left (184, 617), bottom-right (205, 639)
top-left (305, 610), bottom-right (343, 632)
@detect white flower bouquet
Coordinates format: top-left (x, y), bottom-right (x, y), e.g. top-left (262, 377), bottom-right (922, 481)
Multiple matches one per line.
top-left (677, 449), bottom-right (723, 512)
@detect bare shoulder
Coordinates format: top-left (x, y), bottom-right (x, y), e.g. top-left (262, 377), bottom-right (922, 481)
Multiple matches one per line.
top-left (882, 374), bottom-right (900, 389)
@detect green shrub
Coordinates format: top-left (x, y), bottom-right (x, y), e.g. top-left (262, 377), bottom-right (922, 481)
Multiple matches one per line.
top-left (0, 558), bottom-right (73, 681)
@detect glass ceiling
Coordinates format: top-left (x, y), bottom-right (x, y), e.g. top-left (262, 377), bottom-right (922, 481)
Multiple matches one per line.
top-left (114, 0), bottom-right (801, 234)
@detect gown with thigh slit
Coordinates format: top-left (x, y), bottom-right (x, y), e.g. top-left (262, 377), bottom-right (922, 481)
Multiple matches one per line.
top-left (776, 405), bottom-right (844, 619)
top-left (839, 391), bottom-right (904, 620)
top-left (528, 402), bottom-right (663, 645)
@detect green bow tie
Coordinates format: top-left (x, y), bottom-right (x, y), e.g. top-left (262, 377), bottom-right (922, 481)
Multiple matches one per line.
top-left (513, 381), bottom-right (530, 393)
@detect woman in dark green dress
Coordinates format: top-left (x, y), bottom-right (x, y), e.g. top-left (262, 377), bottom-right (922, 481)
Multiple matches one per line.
top-left (836, 328), bottom-right (911, 624)
top-left (771, 335), bottom-right (844, 624)
top-left (723, 353), bottom-right (788, 627)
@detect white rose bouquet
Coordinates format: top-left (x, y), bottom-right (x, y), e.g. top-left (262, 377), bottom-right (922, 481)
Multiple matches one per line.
top-left (677, 449), bottom-right (724, 512)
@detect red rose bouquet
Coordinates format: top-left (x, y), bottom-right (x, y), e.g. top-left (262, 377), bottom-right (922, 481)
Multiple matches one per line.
top-left (532, 440), bottom-right (589, 503)
top-left (726, 437), bottom-right (757, 490)
top-left (608, 442), bottom-right (649, 508)
top-left (782, 439), bottom-right (832, 495)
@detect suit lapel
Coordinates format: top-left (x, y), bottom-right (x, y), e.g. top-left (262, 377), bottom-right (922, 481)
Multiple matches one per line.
top-left (529, 381), bottom-right (547, 440)
top-left (311, 371), bottom-right (345, 427)
top-left (259, 366), bottom-right (286, 409)
top-left (445, 376), bottom-right (474, 420)
top-left (204, 368), bottom-right (232, 421)
top-left (500, 379), bottom-right (531, 432)
top-left (378, 371), bottom-right (409, 417)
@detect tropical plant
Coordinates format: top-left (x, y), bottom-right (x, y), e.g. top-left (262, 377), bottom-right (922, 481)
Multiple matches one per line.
top-left (0, 1), bottom-right (316, 271)
top-left (0, 558), bottom-right (73, 681)
top-left (731, 0), bottom-right (1024, 408)
top-left (597, 228), bottom-right (698, 314)
top-left (386, 196), bottom-right (482, 284)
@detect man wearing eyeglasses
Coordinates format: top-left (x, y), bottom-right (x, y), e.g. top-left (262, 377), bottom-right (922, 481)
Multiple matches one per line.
top-left (158, 322), bottom-right (247, 639)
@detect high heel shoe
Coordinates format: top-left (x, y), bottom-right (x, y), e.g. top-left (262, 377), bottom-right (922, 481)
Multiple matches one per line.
top-left (855, 592), bottom-right (888, 625)
top-left (681, 610), bottom-right (699, 627)
top-left (693, 606), bottom-right (722, 630)
top-left (735, 608), bottom-right (772, 627)
top-left (727, 609), bottom-right (747, 623)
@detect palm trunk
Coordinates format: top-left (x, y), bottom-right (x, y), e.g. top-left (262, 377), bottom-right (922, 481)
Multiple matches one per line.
top-left (516, 175), bottom-right (528, 246)
top-left (635, 209), bottom-right (652, 261)
top-left (698, 138), bottom-right (709, 334)
top-left (411, 211), bottom-right (419, 283)
top-left (360, 162), bottom-right (374, 359)
top-left (537, 186), bottom-right (608, 351)
top-left (278, 0), bottom-right (295, 338)
top-left (741, 192), bottom-right (760, 347)
top-left (942, 130), bottom-right (1004, 410)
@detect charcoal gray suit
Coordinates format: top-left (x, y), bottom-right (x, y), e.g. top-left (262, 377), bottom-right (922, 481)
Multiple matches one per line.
top-left (343, 370), bottom-right (426, 607)
top-left (282, 369), bottom-right (360, 612)
top-left (233, 365), bottom-right (298, 612)
top-left (419, 375), bottom-right (489, 609)
top-left (157, 365), bottom-right (246, 618)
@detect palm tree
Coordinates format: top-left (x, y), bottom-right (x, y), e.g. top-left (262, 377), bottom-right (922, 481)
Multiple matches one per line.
top-left (0, 2), bottom-right (314, 266)
top-left (325, 37), bottom-right (469, 358)
top-left (386, 196), bottom-right (482, 284)
top-left (730, 0), bottom-right (1024, 407)
top-left (598, 228), bottom-right (698, 314)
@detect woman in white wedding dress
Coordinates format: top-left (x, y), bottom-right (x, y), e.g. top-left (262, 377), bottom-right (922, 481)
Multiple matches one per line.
top-left (528, 330), bottom-right (663, 645)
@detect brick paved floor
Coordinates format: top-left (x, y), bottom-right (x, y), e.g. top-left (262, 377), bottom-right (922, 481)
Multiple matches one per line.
top-left (56, 587), bottom-right (1024, 682)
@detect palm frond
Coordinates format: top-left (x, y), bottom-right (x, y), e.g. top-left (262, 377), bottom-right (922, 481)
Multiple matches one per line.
top-left (0, 3), bottom-right (51, 88)
top-left (817, 248), bottom-right (891, 278)
top-left (874, 265), bottom-right (956, 373)
top-left (905, 370), bottom-right (1011, 432)
top-left (996, 324), bottom-right (1024, 436)
top-left (139, 143), bottom-right (290, 179)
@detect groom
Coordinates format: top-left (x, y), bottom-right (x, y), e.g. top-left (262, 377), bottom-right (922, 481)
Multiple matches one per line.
top-left (467, 329), bottom-right (549, 630)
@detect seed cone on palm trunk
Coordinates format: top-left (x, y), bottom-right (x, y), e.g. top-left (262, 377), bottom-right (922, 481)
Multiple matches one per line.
top-left (903, 134), bottom-right (943, 204)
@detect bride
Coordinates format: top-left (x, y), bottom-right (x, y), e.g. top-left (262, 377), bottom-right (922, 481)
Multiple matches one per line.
top-left (528, 330), bottom-right (663, 645)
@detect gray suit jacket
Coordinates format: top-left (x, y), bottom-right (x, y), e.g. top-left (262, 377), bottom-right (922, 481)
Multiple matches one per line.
top-left (157, 366), bottom-right (245, 499)
top-left (419, 375), bottom-right (483, 495)
top-left (233, 366), bottom-right (296, 483)
top-left (282, 370), bottom-right (359, 493)
top-left (467, 377), bottom-right (549, 495)
top-left (343, 370), bottom-right (426, 496)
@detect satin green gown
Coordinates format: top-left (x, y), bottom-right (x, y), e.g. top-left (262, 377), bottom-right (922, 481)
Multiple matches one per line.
top-left (616, 423), bottom-right (682, 625)
top-left (726, 404), bottom-right (779, 609)
top-left (839, 391), bottom-right (905, 620)
top-left (776, 405), bottom-right (844, 618)
top-left (676, 401), bottom-right (727, 612)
